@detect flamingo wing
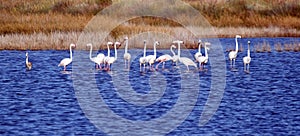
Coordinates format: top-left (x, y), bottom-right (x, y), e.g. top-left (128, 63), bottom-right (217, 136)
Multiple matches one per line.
top-left (124, 53), bottom-right (131, 60)
top-left (228, 51), bottom-right (237, 60)
top-left (58, 58), bottom-right (72, 67)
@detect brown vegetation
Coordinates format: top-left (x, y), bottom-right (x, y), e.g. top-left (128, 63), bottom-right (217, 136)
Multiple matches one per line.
top-left (0, 0), bottom-right (300, 50)
top-left (255, 42), bottom-right (272, 53)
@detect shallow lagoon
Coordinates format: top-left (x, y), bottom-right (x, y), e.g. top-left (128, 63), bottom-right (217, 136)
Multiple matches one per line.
top-left (0, 37), bottom-right (299, 135)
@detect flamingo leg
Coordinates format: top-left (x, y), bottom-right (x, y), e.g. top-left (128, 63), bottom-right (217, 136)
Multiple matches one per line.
top-left (128, 60), bottom-right (130, 69)
top-left (233, 59), bottom-right (236, 68)
top-left (140, 63), bottom-right (142, 72)
top-left (247, 64), bottom-right (250, 72)
top-left (156, 61), bottom-right (162, 70)
top-left (124, 60), bottom-right (127, 69)
top-left (99, 63), bottom-right (102, 70)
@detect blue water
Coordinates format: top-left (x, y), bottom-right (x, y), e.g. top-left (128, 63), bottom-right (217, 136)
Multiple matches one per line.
top-left (0, 37), bottom-right (300, 135)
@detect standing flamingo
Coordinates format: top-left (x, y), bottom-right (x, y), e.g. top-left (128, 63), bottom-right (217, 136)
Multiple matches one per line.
top-left (243, 41), bottom-right (251, 72)
top-left (105, 42), bottom-right (120, 71)
top-left (228, 35), bottom-right (241, 69)
top-left (194, 40), bottom-right (202, 61)
top-left (145, 41), bottom-right (160, 71)
top-left (86, 43), bottom-right (102, 69)
top-left (58, 43), bottom-right (76, 71)
top-left (174, 40), bottom-right (197, 71)
top-left (196, 42), bottom-right (210, 70)
top-left (139, 40), bottom-right (147, 72)
top-left (25, 52), bottom-right (32, 70)
top-left (170, 45), bottom-right (179, 66)
top-left (104, 42), bottom-right (113, 69)
top-left (123, 36), bottom-right (131, 69)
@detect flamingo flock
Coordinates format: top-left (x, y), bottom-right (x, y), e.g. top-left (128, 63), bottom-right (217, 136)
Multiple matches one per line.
top-left (26, 35), bottom-right (252, 73)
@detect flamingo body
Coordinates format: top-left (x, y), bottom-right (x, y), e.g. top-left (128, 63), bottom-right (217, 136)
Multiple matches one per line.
top-left (155, 54), bottom-right (172, 69)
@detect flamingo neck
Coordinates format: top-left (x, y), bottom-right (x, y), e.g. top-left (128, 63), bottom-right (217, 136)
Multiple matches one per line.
top-left (125, 40), bottom-right (128, 53)
top-left (170, 46), bottom-right (175, 56)
top-left (107, 44), bottom-right (110, 57)
top-left (143, 43), bottom-right (146, 57)
top-left (247, 44), bottom-right (250, 57)
top-left (89, 45), bottom-right (92, 59)
top-left (235, 37), bottom-right (239, 52)
top-left (26, 55), bottom-right (29, 64)
top-left (69, 45), bottom-right (73, 60)
top-left (114, 44), bottom-right (117, 60)
top-left (198, 42), bottom-right (201, 53)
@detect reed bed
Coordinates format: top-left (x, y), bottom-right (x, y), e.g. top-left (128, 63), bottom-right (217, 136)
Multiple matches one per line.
top-left (274, 43), bottom-right (283, 52)
top-left (254, 42), bottom-right (272, 53)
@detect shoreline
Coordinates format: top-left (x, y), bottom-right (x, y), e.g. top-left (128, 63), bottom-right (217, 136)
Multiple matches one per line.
top-left (1, 27), bottom-right (299, 51)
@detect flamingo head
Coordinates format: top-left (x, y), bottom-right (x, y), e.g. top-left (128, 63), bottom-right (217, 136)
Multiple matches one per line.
top-left (236, 35), bottom-right (241, 38)
top-left (155, 41), bottom-right (160, 46)
top-left (70, 43), bottom-right (76, 48)
top-left (204, 42), bottom-right (211, 50)
top-left (124, 36), bottom-right (128, 40)
top-left (114, 42), bottom-right (121, 48)
top-left (172, 40), bottom-right (184, 44)
top-left (248, 41), bottom-right (251, 44)
top-left (171, 45), bottom-right (176, 48)
top-left (107, 42), bottom-right (113, 45)
top-left (143, 40), bottom-right (146, 44)
top-left (86, 43), bottom-right (92, 47)
top-left (198, 39), bottom-right (202, 44)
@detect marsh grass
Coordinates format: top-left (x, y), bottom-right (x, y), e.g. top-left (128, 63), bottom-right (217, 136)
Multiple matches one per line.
top-left (293, 43), bottom-right (300, 52)
top-left (255, 42), bottom-right (272, 53)
top-left (274, 43), bottom-right (283, 52)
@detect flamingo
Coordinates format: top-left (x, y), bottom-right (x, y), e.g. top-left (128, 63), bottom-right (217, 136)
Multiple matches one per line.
top-left (145, 41), bottom-right (160, 71)
top-left (170, 45), bottom-right (179, 66)
top-left (243, 41), bottom-right (251, 72)
top-left (139, 40), bottom-right (147, 72)
top-left (96, 53), bottom-right (105, 70)
top-left (105, 41), bottom-right (120, 71)
top-left (25, 52), bottom-right (32, 70)
top-left (86, 43), bottom-right (102, 69)
top-left (155, 45), bottom-right (175, 70)
top-left (197, 42), bottom-right (210, 70)
top-left (123, 36), bottom-right (131, 69)
top-left (194, 39), bottom-right (202, 61)
top-left (174, 40), bottom-right (197, 71)
top-left (58, 43), bottom-right (76, 71)
top-left (228, 35), bottom-right (241, 69)
top-left (103, 42), bottom-right (113, 69)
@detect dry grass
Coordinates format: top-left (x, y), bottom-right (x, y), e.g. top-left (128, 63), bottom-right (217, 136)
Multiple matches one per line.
top-left (274, 43), bottom-right (283, 52)
top-left (1, 0), bottom-right (300, 50)
top-left (255, 42), bottom-right (272, 53)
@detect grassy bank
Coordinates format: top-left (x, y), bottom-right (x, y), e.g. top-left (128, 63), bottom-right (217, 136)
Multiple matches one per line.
top-left (0, 0), bottom-right (300, 50)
